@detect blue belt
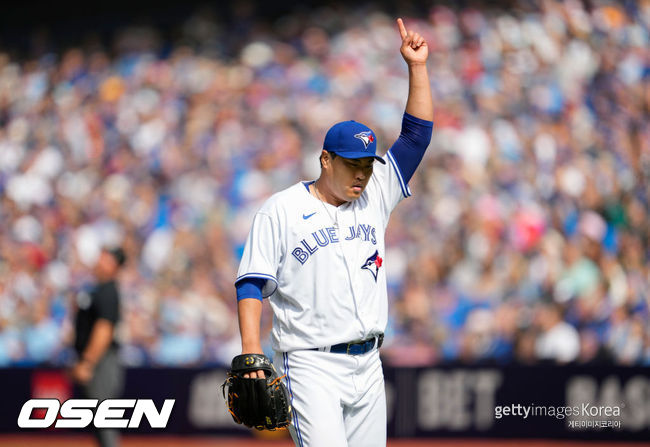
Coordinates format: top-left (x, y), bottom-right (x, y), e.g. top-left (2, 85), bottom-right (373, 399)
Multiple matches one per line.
top-left (311, 334), bottom-right (384, 355)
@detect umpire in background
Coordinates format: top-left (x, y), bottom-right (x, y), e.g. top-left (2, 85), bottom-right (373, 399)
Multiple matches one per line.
top-left (71, 247), bottom-right (126, 447)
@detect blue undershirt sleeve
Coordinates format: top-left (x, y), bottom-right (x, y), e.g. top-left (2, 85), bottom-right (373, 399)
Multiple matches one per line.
top-left (386, 112), bottom-right (433, 184)
top-left (235, 277), bottom-right (266, 301)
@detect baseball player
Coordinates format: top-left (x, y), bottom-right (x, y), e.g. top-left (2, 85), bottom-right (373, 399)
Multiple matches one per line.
top-left (235, 18), bottom-right (433, 446)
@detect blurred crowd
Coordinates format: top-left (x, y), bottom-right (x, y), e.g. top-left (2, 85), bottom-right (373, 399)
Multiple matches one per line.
top-left (0, 0), bottom-right (648, 368)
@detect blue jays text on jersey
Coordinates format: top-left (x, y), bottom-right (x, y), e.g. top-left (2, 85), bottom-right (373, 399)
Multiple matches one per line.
top-left (291, 224), bottom-right (377, 265)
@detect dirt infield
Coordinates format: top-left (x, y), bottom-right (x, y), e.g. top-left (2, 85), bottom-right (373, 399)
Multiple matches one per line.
top-left (0, 436), bottom-right (644, 447)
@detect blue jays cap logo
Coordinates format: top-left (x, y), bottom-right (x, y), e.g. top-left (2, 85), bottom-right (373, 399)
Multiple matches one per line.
top-left (354, 131), bottom-right (375, 149)
top-left (361, 250), bottom-right (383, 282)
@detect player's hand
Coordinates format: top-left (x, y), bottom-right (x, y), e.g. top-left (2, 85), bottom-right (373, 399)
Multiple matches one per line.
top-left (244, 369), bottom-right (266, 378)
top-left (70, 360), bottom-right (94, 384)
top-left (241, 348), bottom-right (266, 378)
top-left (397, 18), bottom-right (428, 65)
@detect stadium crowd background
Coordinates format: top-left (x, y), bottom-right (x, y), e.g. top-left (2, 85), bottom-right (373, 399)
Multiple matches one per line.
top-left (0, 0), bottom-right (648, 368)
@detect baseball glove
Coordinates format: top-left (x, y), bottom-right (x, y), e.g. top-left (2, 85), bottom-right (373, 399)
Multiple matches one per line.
top-left (222, 353), bottom-right (292, 430)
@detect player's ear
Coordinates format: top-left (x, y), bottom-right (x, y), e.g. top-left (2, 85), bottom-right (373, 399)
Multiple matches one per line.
top-left (320, 150), bottom-right (330, 169)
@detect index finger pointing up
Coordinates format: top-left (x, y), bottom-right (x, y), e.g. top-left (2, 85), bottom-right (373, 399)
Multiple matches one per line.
top-left (397, 18), bottom-right (408, 39)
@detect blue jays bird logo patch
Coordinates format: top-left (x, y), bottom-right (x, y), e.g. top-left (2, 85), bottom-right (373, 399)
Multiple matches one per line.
top-left (354, 131), bottom-right (374, 149)
top-left (361, 250), bottom-right (383, 282)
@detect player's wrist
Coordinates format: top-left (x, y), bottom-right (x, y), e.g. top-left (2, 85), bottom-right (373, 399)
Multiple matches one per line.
top-left (80, 354), bottom-right (96, 367)
top-left (406, 61), bottom-right (428, 68)
top-left (82, 360), bottom-right (95, 369)
top-left (241, 345), bottom-right (264, 355)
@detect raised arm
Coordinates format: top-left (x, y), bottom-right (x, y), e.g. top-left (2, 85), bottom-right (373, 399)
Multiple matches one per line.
top-left (397, 18), bottom-right (434, 121)
top-left (378, 18), bottom-right (434, 191)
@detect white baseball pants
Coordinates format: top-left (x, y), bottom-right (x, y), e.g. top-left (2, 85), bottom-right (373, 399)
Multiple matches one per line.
top-left (274, 348), bottom-right (386, 447)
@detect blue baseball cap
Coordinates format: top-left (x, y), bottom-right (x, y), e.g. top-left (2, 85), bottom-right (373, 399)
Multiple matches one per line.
top-left (323, 120), bottom-right (386, 164)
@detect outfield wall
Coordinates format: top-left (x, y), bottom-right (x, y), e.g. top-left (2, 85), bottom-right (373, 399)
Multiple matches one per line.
top-left (1, 365), bottom-right (648, 441)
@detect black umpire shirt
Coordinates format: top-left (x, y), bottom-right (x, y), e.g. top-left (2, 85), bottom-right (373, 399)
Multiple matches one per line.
top-left (74, 280), bottom-right (120, 354)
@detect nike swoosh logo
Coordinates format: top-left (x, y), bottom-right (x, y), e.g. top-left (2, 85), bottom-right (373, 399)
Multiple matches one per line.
top-left (303, 212), bottom-right (317, 220)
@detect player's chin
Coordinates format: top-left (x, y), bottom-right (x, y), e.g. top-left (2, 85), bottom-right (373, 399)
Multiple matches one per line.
top-left (347, 186), bottom-right (365, 199)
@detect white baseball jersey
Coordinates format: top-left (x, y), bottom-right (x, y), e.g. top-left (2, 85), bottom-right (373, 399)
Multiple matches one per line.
top-left (237, 150), bottom-right (410, 352)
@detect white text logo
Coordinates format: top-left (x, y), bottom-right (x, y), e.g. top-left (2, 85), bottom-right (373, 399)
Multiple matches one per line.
top-left (17, 399), bottom-right (175, 429)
